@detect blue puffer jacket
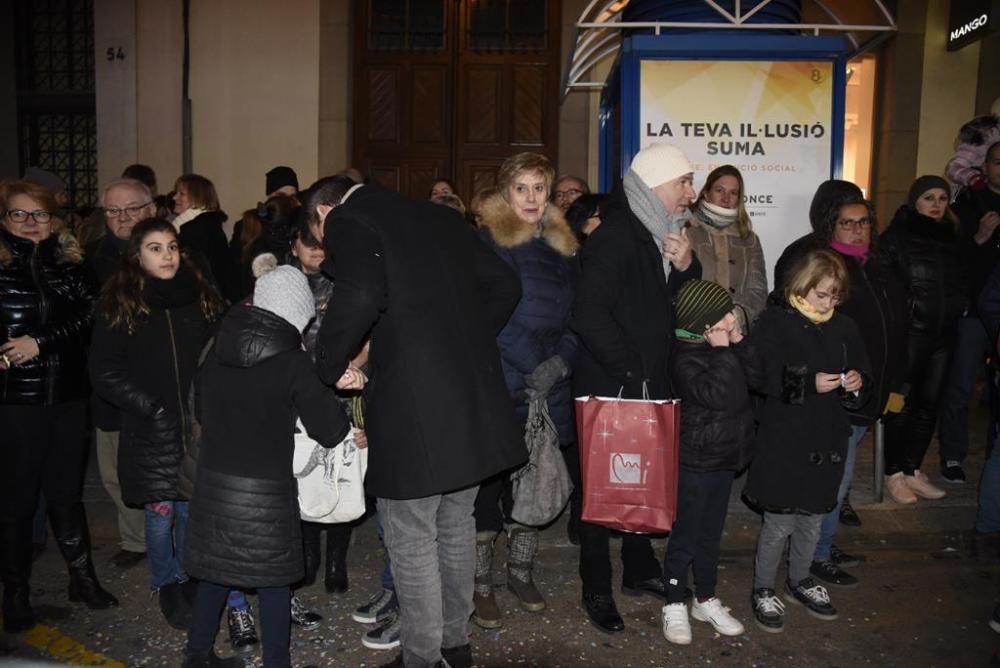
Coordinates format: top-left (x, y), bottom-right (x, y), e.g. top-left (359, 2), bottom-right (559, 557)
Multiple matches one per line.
top-left (479, 193), bottom-right (580, 444)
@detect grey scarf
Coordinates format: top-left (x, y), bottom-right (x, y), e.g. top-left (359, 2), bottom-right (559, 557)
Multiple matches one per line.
top-left (622, 169), bottom-right (690, 282)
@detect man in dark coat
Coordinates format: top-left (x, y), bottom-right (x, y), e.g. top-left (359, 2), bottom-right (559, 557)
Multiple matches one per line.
top-left (941, 142), bottom-right (1000, 482)
top-left (309, 176), bottom-right (524, 668)
top-left (84, 177), bottom-right (156, 570)
top-left (571, 144), bottom-right (701, 634)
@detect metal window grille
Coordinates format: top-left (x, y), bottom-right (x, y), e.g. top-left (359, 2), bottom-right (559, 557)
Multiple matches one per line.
top-left (369, 0), bottom-right (446, 51)
top-left (14, 0), bottom-right (97, 209)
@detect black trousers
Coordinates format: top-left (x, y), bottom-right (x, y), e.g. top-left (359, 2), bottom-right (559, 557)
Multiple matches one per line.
top-left (188, 581), bottom-right (290, 667)
top-left (662, 469), bottom-right (735, 604)
top-left (0, 400), bottom-right (89, 522)
top-left (578, 520), bottom-right (661, 596)
top-left (561, 440), bottom-right (582, 525)
top-left (0, 400), bottom-right (89, 590)
top-left (884, 333), bottom-right (952, 475)
top-left (473, 470), bottom-right (515, 533)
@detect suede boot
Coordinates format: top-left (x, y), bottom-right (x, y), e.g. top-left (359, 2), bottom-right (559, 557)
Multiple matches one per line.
top-left (507, 527), bottom-right (545, 612)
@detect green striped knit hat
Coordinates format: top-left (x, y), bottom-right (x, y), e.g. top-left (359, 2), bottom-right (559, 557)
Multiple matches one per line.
top-left (674, 279), bottom-right (734, 341)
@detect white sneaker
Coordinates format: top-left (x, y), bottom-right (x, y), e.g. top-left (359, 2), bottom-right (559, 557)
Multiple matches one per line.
top-left (691, 597), bottom-right (745, 636)
top-left (661, 602), bottom-right (692, 645)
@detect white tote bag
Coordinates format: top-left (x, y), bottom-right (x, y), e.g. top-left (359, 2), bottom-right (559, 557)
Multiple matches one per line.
top-left (292, 419), bottom-right (368, 523)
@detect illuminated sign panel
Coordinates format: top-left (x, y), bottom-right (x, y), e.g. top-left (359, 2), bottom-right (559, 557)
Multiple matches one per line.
top-left (948, 0), bottom-right (995, 51)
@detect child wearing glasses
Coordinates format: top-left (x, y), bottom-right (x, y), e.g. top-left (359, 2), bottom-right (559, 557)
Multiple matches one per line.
top-left (743, 249), bottom-right (869, 633)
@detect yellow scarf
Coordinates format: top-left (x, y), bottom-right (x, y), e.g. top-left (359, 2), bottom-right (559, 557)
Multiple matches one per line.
top-left (790, 294), bottom-right (834, 324)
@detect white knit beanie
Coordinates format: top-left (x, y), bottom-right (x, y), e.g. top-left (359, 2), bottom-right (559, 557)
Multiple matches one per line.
top-left (629, 144), bottom-right (694, 189)
top-left (251, 254), bottom-right (315, 333)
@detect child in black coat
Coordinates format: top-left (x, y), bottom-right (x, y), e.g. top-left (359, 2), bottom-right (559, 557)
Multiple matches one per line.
top-left (661, 279), bottom-right (763, 646)
top-left (744, 249), bottom-right (869, 634)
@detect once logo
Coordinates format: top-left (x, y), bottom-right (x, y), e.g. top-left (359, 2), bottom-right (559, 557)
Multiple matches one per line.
top-left (611, 453), bottom-right (642, 484)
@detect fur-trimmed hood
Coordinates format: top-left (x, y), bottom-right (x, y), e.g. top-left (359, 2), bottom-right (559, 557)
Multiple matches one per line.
top-left (0, 226), bottom-right (84, 267)
top-left (478, 192), bottom-right (579, 258)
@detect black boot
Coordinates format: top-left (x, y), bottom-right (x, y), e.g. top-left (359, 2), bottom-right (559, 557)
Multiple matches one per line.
top-left (48, 503), bottom-right (118, 609)
top-left (325, 523), bottom-right (351, 594)
top-left (1, 519), bottom-right (37, 633)
top-left (302, 522), bottom-right (321, 587)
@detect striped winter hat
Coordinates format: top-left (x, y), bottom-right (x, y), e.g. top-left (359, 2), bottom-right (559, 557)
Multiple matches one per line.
top-left (674, 279), bottom-right (734, 336)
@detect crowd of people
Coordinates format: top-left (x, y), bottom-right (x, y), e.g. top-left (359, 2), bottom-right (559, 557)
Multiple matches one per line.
top-left (0, 133), bottom-right (998, 667)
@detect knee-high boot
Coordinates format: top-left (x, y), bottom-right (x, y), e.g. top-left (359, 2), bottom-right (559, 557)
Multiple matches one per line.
top-left (301, 522), bottom-right (321, 587)
top-left (473, 531), bottom-right (502, 628)
top-left (48, 503), bottom-right (118, 609)
top-left (507, 527), bottom-right (545, 612)
top-left (325, 523), bottom-right (351, 594)
top-left (1, 518), bottom-right (36, 632)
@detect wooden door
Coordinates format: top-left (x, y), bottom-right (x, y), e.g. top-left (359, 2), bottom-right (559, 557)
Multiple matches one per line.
top-left (353, 0), bottom-right (561, 203)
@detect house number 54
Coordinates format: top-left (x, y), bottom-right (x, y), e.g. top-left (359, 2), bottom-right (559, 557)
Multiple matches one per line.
top-left (106, 47), bottom-right (125, 61)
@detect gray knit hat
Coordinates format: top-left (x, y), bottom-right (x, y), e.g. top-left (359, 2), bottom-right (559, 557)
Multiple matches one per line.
top-left (252, 253), bottom-right (315, 333)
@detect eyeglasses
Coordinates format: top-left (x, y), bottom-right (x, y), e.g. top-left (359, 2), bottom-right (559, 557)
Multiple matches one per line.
top-left (104, 202), bottom-right (153, 219)
top-left (5, 209), bottom-right (52, 224)
top-left (553, 189), bottom-right (583, 201)
top-left (813, 290), bottom-right (842, 305)
top-left (836, 217), bottom-right (871, 231)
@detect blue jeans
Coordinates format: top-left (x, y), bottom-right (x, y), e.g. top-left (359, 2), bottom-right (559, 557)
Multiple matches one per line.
top-left (814, 424), bottom-right (867, 561)
top-left (939, 317), bottom-right (992, 464)
top-left (144, 500), bottom-right (189, 589)
top-left (977, 433), bottom-right (1000, 533)
top-left (380, 485), bottom-right (478, 668)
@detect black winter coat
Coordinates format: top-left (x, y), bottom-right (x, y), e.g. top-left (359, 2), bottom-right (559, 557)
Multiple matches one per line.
top-left (880, 206), bottom-right (966, 339)
top-left (772, 233), bottom-right (909, 424)
top-left (478, 193), bottom-right (580, 444)
top-left (185, 306), bottom-right (350, 587)
top-left (89, 270), bottom-right (214, 506)
top-left (743, 305), bottom-right (870, 514)
top-left (671, 338), bottom-right (764, 472)
top-left (0, 228), bottom-right (93, 405)
top-left (315, 184), bottom-right (525, 500)
top-left (84, 232), bottom-right (129, 430)
top-left (178, 210), bottom-right (232, 297)
top-left (571, 183), bottom-right (701, 400)
top-left (955, 186), bottom-right (1000, 314)
top-left (227, 219), bottom-right (292, 304)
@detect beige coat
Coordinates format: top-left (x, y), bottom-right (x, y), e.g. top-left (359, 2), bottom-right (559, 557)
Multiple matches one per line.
top-left (687, 219), bottom-right (767, 326)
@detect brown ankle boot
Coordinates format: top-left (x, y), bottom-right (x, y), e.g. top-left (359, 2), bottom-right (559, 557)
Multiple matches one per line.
top-left (473, 532), bottom-right (502, 628)
top-left (506, 528), bottom-right (545, 612)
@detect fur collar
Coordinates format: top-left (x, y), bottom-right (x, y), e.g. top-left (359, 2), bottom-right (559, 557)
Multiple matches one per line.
top-left (0, 228), bottom-right (84, 267)
top-left (478, 192), bottom-right (579, 257)
top-left (890, 205), bottom-right (956, 241)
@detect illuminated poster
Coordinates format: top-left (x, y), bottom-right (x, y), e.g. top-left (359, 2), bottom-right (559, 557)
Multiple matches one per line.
top-left (639, 60), bottom-right (835, 288)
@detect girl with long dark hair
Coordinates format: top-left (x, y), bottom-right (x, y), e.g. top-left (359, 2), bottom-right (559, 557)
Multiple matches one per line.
top-left (90, 218), bottom-right (225, 628)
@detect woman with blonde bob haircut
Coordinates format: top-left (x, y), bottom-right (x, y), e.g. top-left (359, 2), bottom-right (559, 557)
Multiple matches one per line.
top-left (472, 152), bottom-right (579, 628)
top-left (689, 165), bottom-right (767, 325)
top-left (743, 248), bottom-right (869, 633)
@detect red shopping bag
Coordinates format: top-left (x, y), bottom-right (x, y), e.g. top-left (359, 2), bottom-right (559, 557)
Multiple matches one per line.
top-left (575, 394), bottom-right (680, 533)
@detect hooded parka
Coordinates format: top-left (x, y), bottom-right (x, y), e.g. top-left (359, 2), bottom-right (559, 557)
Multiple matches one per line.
top-left (184, 305), bottom-right (350, 587)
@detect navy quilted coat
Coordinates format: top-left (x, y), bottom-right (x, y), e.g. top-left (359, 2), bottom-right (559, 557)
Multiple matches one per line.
top-left (478, 193), bottom-right (580, 444)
